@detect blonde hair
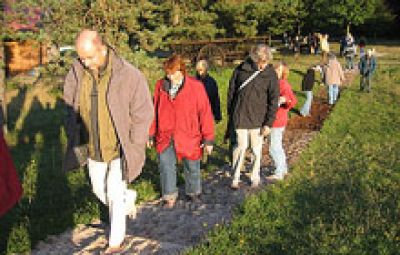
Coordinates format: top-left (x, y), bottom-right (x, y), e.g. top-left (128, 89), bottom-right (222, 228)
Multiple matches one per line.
top-left (275, 61), bottom-right (289, 80)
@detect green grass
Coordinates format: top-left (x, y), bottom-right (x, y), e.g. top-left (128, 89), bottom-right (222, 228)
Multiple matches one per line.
top-left (188, 54), bottom-right (400, 254)
top-left (1, 44), bottom-right (399, 254)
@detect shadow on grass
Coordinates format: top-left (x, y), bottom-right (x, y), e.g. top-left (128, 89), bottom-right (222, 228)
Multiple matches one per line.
top-left (0, 93), bottom-right (93, 254)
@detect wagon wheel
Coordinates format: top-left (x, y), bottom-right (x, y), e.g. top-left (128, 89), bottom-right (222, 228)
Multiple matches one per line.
top-left (197, 44), bottom-right (225, 67)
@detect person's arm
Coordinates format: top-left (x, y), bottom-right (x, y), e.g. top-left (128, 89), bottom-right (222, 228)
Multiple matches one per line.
top-left (280, 81), bottom-right (297, 110)
top-left (148, 80), bottom-right (161, 146)
top-left (227, 68), bottom-right (238, 116)
top-left (197, 81), bottom-right (215, 154)
top-left (63, 65), bottom-right (78, 145)
top-left (211, 77), bottom-right (222, 122)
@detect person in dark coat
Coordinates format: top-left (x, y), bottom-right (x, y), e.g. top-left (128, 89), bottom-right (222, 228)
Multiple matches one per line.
top-left (300, 65), bottom-right (320, 116)
top-left (227, 44), bottom-right (280, 189)
top-left (359, 49), bottom-right (377, 92)
top-left (195, 60), bottom-right (222, 123)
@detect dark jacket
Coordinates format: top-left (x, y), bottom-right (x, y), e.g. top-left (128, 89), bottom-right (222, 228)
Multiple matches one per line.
top-left (63, 49), bottom-right (154, 182)
top-left (359, 55), bottom-right (377, 77)
top-left (149, 76), bottom-right (215, 160)
top-left (227, 58), bottom-right (279, 129)
top-left (196, 74), bottom-right (222, 122)
top-left (301, 68), bottom-right (315, 91)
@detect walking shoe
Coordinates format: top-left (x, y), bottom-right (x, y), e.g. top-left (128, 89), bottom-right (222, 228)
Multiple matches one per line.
top-left (250, 181), bottom-right (259, 189)
top-left (125, 190), bottom-right (137, 219)
top-left (266, 174), bottom-right (284, 184)
top-left (186, 194), bottom-right (202, 203)
top-left (230, 182), bottom-right (239, 190)
top-left (161, 198), bottom-right (176, 209)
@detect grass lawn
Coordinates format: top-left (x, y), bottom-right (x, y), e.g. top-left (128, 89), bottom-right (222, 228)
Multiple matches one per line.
top-left (188, 46), bottom-right (400, 254)
top-left (1, 42), bottom-right (399, 254)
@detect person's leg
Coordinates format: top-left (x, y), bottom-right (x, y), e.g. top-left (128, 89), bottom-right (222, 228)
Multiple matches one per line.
top-left (366, 76), bottom-right (371, 92)
top-left (269, 127), bottom-right (287, 179)
top-left (183, 158), bottom-right (201, 196)
top-left (328, 85), bottom-right (334, 105)
top-left (232, 129), bottom-right (248, 187)
top-left (88, 158), bottom-right (108, 204)
top-left (300, 91), bottom-right (312, 116)
top-left (249, 128), bottom-right (263, 187)
top-left (158, 144), bottom-right (178, 201)
top-left (360, 76), bottom-right (364, 91)
top-left (106, 158), bottom-right (127, 248)
top-left (333, 84), bottom-right (339, 103)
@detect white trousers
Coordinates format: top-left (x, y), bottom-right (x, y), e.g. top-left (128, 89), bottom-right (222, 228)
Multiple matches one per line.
top-left (88, 158), bottom-right (137, 247)
top-left (232, 128), bottom-right (263, 186)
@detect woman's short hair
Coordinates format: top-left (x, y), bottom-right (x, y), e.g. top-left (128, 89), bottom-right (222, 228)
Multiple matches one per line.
top-left (163, 54), bottom-right (187, 76)
top-left (250, 44), bottom-right (273, 64)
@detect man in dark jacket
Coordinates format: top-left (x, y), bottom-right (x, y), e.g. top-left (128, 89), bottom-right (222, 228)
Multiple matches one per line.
top-left (227, 44), bottom-right (280, 189)
top-left (63, 29), bottom-right (153, 253)
top-left (195, 60), bottom-right (222, 123)
top-left (359, 49), bottom-right (377, 92)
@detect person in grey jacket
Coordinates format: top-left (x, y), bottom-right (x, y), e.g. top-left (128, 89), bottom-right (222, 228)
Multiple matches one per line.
top-left (227, 44), bottom-right (279, 189)
top-left (63, 29), bottom-right (153, 254)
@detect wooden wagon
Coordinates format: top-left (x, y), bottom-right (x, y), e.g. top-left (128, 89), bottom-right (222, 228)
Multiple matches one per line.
top-left (169, 35), bottom-right (270, 67)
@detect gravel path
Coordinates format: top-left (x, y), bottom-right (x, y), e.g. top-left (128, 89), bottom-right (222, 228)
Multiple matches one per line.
top-left (32, 129), bottom-right (317, 255)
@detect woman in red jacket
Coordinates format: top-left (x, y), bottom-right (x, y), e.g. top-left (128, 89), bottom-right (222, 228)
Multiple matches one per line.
top-left (267, 62), bottom-right (297, 181)
top-left (148, 55), bottom-right (215, 208)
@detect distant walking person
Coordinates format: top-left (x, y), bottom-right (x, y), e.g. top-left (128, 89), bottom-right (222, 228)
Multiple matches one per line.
top-left (148, 55), bottom-right (215, 208)
top-left (267, 62), bottom-right (297, 182)
top-left (324, 53), bottom-right (345, 105)
top-left (344, 33), bottom-right (356, 70)
top-left (195, 60), bottom-right (222, 123)
top-left (300, 65), bottom-right (319, 116)
top-left (319, 33), bottom-right (330, 63)
top-left (359, 49), bottom-right (377, 93)
top-left (227, 44), bottom-right (279, 189)
top-left (63, 29), bottom-right (154, 254)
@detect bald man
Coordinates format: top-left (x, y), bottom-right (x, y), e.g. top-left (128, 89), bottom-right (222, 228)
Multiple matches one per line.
top-left (63, 29), bottom-right (153, 253)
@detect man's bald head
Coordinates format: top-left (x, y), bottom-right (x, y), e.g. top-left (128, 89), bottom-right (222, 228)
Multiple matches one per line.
top-left (75, 29), bottom-right (107, 71)
top-left (75, 29), bottom-right (103, 51)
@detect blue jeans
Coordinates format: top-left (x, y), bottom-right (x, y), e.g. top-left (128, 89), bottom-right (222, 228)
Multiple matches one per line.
top-left (345, 56), bottom-right (354, 69)
top-left (360, 76), bottom-right (371, 92)
top-left (158, 144), bottom-right (201, 200)
top-left (300, 91), bottom-right (313, 116)
top-left (269, 127), bottom-right (287, 178)
top-left (328, 84), bottom-right (339, 105)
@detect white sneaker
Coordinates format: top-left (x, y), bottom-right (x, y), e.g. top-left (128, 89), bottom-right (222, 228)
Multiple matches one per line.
top-left (266, 174), bottom-right (284, 183)
top-left (125, 189), bottom-right (137, 219)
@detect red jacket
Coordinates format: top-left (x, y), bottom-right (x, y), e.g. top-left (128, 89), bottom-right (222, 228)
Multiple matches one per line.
top-left (272, 79), bottom-right (297, 128)
top-left (0, 131), bottom-right (23, 217)
top-left (149, 76), bottom-right (215, 160)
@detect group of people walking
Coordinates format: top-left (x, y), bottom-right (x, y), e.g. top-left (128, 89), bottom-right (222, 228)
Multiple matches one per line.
top-left (60, 29), bottom-right (301, 253)
top-left (1, 28), bottom-right (378, 254)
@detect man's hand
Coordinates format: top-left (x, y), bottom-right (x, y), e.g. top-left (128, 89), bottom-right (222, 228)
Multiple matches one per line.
top-left (146, 140), bottom-right (154, 148)
top-left (278, 96), bottom-right (286, 106)
top-left (260, 126), bottom-right (271, 136)
top-left (204, 145), bottom-right (213, 155)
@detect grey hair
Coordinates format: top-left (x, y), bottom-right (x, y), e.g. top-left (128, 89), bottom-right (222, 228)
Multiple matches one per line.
top-left (250, 44), bottom-right (273, 64)
top-left (196, 59), bottom-right (209, 70)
